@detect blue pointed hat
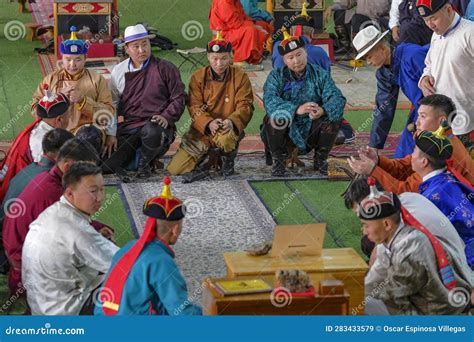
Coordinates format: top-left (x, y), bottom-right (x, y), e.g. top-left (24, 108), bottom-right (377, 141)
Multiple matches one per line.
top-left (60, 26), bottom-right (88, 55)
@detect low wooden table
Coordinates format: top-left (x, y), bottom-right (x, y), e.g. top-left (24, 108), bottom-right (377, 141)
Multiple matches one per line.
top-left (202, 275), bottom-right (350, 315)
top-left (223, 248), bottom-right (368, 315)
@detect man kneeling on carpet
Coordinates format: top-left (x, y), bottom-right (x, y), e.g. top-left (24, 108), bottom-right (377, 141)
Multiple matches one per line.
top-left (31, 26), bottom-right (115, 156)
top-left (167, 32), bottom-right (254, 183)
top-left (22, 162), bottom-right (119, 315)
top-left (261, 29), bottom-right (346, 177)
top-left (95, 176), bottom-right (202, 315)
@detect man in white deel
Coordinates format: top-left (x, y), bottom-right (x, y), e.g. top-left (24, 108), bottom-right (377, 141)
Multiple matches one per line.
top-left (417, 0), bottom-right (474, 151)
top-left (22, 162), bottom-right (119, 315)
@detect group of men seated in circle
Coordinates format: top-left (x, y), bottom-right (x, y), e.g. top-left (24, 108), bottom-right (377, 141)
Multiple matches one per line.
top-left (0, 0), bottom-right (471, 315)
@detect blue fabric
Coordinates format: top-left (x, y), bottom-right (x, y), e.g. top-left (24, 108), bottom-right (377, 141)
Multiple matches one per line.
top-left (419, 172), bottom-right (474, 269)
top-left (370, 43), bottom-right (428, 158)
top-left (263, 63), bottom-right (346, 153)
top-left (95, 240), bottom-right (202, 315)
top-left (466, 0), bottom-right (474, 21)
top-left (240, 0), bottom-right (273, 22)
top-left (272, 36), bottom-right (331, 72)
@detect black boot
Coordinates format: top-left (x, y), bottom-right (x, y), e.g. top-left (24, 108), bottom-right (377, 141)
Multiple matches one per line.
top-left (182, 168), bottom-right (210, 184)
top-left (272, 158), bottom-right (287, 177)
top-left (136, 158), bottom-right (152, 179)
top-left (313, 159), bottom-right (328, 176)
top-left (334, 25), bottom-right (352, 55)
top-left (221, 150), bottom-right (237, 177)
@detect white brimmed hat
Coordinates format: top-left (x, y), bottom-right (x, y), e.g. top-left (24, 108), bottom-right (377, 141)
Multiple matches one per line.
top-left (353, 26), bottom-right (390, 60)
top-left (122, 24), bottom-right (155, 46)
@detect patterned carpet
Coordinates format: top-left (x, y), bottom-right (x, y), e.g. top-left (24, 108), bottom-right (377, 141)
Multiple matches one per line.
top-left (119, 180), bottom-right (276, 303)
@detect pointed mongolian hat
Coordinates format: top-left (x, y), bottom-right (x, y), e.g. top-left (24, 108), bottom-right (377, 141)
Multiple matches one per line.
top-left (60, 26), bottom-right (88, 55)
top-left (36, 83), bottom-right (70, 119)
top-left (207, 30), bottom-right (232, 53)
top-left (278, 27), bottom-right (305, 56)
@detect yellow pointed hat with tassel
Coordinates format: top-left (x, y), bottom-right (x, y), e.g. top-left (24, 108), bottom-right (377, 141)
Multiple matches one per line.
top-left (292, 1), bottom-right (315, 28)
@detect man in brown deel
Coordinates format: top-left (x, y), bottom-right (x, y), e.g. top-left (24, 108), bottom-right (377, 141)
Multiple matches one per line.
top-left (167, 32), bottom-right (254, 183)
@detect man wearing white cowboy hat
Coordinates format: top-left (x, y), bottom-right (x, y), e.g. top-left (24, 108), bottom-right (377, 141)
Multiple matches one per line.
top-left (103, 24), bottom-right (186, 181)
top-left (351, 25), bottom-right (427, 158)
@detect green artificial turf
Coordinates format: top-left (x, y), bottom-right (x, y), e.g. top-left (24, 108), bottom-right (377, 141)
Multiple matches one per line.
top-left (251, 179), bottom-right (364, 256)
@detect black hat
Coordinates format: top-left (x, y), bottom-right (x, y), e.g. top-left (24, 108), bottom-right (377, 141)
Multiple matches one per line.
top-left (415, 123), bottom-right (453, 161)
top-left (358, 177), bottom-right (401, 221)
top-left (278, 28), bottom-right (305, 56)
top-left (207, 30), bottom-right (232, 53)
top-left (142, 176), bottom-right (185, 221)
top-left (36, 84), bottom-right (70, 119)
top-left (416, 0), bottom-right (449, 17)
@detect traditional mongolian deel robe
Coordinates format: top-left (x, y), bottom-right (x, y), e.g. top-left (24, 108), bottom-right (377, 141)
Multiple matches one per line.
top-left (263, 64), bottom-right (346, 153)
top-left (0, 155), bottom-right (55, 225)
top-left (95, 239), bottom-right (202, 315)
top-left (371, 132), bottom-right (474, 194)
top-left (371, 43), bottom-right (428, 157)
top-left (167, 65), bottom-right (254, 175)
top-left (365, 192), bottom-right (472, 315)
top-left (22, 196), bottom-right (119, 315)
top-left (3, 166), bottom-right (110, 293)
top-left (419, 170), bottom-right (474, 269)
top-left (31, 68), bottom-right (114, 136)
top-left (372, 222), bottom-right (472, 315)
top-left (209, 0), bottom-right (271, 64)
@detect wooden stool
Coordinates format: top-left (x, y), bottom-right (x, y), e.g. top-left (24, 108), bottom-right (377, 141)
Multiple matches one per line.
top-left (25, 23), bottom-right (42, 42)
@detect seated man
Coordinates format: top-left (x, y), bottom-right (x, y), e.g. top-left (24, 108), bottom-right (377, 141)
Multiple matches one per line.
top-left (412, 127), bottom-right (474, 268)
top-left (348, 95), bottom-right (474, 193)
top-left (355, 177), bottom-right (472, 315)
top-left (102, 24), bottom-right (185, 180)
top-left (324, 0), bottom-right (391, 54)
top-left (95, 177), bottom-right (202, 315)
top-left (343, 176), bottom-right (470, 314)
top-left (261, 29), bottom-right (346, 176)
top-left (167, 33), bottom-right (254, 182)
top-left (271, 6), bottom-right (355, 147)
top-left (209, 0), bottom-right (272, 66)
top-left (23, 162), bottom-right (119, 315)
top-left (1, 129), bottom-right (74, 223)
top-left (389, 0), bottom-right (433, 45)
top-left (352, 25), bottom-right (428, 157)
top-left (0, 91), bottom-right (70, 203)
top-left (31, 26), bottom-right (115, 155)
top-left (3, 139), bottom-right (111, 294)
